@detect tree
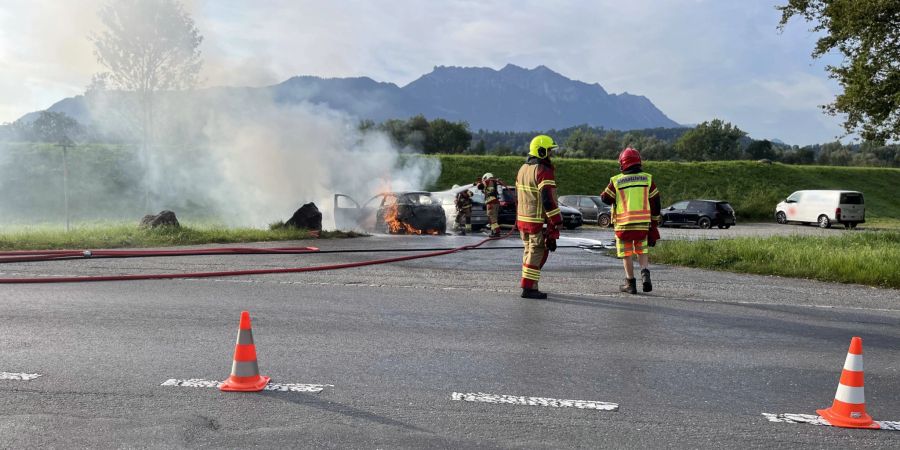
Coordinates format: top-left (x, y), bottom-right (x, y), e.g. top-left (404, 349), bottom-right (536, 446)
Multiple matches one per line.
top-left (746, 139), bottom-right (777, 160)
top-left (779, 1), bottom-right (900, 141)
top-left (564, 128), bottom-right (602, 157)
top-left (425, 119), bottom-right (472, 153)
top-left (674, 119), bottom-right (747, 160)
top-left (91, 0), bottom-right (203, 209)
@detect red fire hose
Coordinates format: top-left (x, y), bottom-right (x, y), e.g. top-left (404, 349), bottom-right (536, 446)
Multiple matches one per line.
top-left (0, 233), bottom-right (513, 284)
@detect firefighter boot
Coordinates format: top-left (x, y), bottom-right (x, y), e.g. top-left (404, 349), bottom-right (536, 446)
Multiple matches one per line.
top-left (641, 268), bottom-right (652, 292)
top-left (620, 278), bottom-right (637, 294)
top-left (521, 288), bottom-right (548, 300)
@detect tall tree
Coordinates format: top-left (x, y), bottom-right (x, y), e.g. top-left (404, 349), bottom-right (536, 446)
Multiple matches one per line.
top-left (779, 1), bottom-right (900, 141)
top-left (31, 111), bottom-right (82, 143)
top-left (91, 0), bottom-right (203, 209)
top-left (674, 119), bottom-right (747, 161)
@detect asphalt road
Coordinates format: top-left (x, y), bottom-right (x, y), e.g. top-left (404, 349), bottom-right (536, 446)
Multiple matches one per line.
top-left (1, 228), bottom-right (898, 448)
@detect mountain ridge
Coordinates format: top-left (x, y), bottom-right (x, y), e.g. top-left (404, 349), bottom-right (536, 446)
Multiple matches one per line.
top-left (20, 64), bottom-right (682, 132)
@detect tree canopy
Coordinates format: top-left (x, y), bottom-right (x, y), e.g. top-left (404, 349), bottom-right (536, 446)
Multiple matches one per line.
top-left (779, 0), bottom-right (900, 142)
top-left (674, 119), bottom-right (747, 160)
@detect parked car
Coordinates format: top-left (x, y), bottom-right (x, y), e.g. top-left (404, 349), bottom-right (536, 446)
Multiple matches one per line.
top-left (558, 195), bottom-right (612, 227)
top-left (431, 185), bottom-right (489, 231)
top-left (775, 190), bottom-right (865, 229)
top-left (333, 192), bottom-right (447, 234)
top-left (498, 186), bottom-right (584, 230)
top-left (661, 200), bottom-right (736, 229)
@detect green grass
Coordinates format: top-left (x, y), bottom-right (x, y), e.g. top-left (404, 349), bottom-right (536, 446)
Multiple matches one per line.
top-left (428, 156), bottom-right (900, 222)
top-left (0, 222), bottom-right (362, 251)
top-left (652, 231), bottom-right (900, 288)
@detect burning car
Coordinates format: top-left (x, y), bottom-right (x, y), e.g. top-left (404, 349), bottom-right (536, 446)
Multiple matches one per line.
top-left (333, 192), bottom-right (447, 234)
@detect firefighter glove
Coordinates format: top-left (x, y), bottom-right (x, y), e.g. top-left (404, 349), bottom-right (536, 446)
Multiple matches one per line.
top-left (547, 238), bottom-right (557, 252)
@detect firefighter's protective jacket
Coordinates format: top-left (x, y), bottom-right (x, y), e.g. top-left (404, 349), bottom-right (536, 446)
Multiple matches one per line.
top-left (516, 156), bottom-right (562, 233)
top-left (455, 190), bottom-right (473, 211)
top-left (600, 169), bottom-right (661, 231)
top-left (479, 179), bottom-right (500, 205)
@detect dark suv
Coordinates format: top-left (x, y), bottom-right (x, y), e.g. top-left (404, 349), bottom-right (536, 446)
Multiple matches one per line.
top-left (661, 200), bottom-right (736, 229)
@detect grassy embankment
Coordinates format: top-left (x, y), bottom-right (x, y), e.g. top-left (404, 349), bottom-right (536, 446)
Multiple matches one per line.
top-left (652, 231), bottom-right (900, 289)
top-left (431, 156), bottom-right (900, 225)
top-left (0, 223), bottom-right (361, 251)
top-left (434, 156), bottom-right (900, 287)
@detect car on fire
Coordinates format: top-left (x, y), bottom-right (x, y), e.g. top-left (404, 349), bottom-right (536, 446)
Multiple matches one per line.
top-left (333, 192), bottom-right (447, 234)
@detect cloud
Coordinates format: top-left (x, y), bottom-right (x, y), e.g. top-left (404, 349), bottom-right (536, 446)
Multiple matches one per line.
top-left (1, 0), bottom-right (849, 143)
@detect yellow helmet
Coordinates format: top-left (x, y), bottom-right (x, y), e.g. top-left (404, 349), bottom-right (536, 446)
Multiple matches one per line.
top-left (529, 135), bottom-right (558, 159)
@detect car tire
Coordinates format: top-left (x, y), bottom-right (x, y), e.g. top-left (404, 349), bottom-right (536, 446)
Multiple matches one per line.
top-left (776, 212), bottom-right (787, 224)
top-left (818, 215), bottom-right (831, 228)
top-left (599, 214), bottom-right (611, 228)
top-left (698, 217), bottom-right (712, 229)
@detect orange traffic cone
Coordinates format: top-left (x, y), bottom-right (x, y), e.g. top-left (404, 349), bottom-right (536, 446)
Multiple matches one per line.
top-left (817, 337), bottom-right (880, 429)
top-left (220, 311), bottom-right (270, 392)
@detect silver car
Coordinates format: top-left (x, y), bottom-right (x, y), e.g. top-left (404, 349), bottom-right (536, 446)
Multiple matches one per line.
top-left (558, 195), bottom-right (612, 227)
top-left (431, 185), bottom-right (489, 231)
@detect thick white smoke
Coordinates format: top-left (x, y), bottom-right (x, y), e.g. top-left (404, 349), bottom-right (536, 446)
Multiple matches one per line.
top-left (195, 96), bottom-right (441, 228)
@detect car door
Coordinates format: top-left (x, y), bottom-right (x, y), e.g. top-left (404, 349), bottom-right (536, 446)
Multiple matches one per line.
top-left (578, 197), bottom-right (599, 222)
top-left (665, 201), bottom-right (689, 224)
top-left (333, 194), bottom-right (362, 230)
top-left (784, 191), bottom-right (802, 221)
top-left (684, 201), bottom-right (706, 224)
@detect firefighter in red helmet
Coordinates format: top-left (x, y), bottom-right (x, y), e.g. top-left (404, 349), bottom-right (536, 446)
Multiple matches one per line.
top-left (600, 147), bottom-right (661, 294)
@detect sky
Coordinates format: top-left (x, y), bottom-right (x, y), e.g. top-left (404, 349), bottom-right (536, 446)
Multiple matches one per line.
top-left (0, 0), bottom-right (848, 145)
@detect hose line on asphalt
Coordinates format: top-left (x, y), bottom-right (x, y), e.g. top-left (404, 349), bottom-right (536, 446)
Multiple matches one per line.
top-left (0, 230), bottom-right (549, 284)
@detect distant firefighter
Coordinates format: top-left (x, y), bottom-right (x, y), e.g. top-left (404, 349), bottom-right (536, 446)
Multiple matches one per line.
top-left (600, 147), bottom-right (661, 294)
top-left (454, 188), bottom-right (473, 235)
top-left (475, 172), bottom-right (506, 237)
top-left (515, 135), bottom-right (562, 299)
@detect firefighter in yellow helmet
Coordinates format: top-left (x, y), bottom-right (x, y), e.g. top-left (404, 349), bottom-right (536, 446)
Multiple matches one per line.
top-left (515, 135), bottom-right (563, 299)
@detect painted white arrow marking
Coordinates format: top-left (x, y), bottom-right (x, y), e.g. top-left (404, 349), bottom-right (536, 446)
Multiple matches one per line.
top-left (451, 392), bottom-right (618, 411)
top-left (762, 413), bottom-right (900, 431)
top-left (0, 372), bottom-right (42, 381)
top-left (161, 378), bottom-right (331, 393)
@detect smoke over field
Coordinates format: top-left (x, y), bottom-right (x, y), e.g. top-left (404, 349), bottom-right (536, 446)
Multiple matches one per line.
top-left (0, 0), bottom-right (440, 230)
top-left (0, 94), bottom-right (441, 228)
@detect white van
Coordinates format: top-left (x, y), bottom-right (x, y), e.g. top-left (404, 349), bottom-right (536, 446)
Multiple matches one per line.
top-left (775, 190), bottom-right (865, 229)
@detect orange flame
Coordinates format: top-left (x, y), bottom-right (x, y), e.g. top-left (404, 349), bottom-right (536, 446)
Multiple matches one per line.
top-left (383, 204), bottom-right (440, 235)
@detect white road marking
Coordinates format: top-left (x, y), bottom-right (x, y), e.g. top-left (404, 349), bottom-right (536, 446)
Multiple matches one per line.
top-left (762, 413), bottom-right (900, 431)
top-left (451, 392), bottom-right (618, 411)
top-left (0, 372), bottom-right (42, 381)
top-left (161, 378), bottom-right (332, 393)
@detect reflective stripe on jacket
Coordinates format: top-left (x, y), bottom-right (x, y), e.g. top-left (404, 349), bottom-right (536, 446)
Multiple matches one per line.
top-left (610, 172), bottom-right (652, 231)
top-left (516, 158), bottom-right (562, 233)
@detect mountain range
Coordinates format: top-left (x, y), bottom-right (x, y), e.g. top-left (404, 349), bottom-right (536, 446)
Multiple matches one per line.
top-left (21, 64), bottom-right (682, 132)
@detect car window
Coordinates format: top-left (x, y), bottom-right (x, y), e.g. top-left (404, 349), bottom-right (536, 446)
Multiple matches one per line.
top-left (670, 201), bottom-right (689, 210)
top-left (717, 202), bottom-right (734, 213)
top-left (589, 197), bottom-right (608, 209)
top-left (688, 201), bottom-right (712, 211)
top-left (363, 194), bottom-right (385, 209)
top-left (579, 198), bottom-right (595, 208)
top-left (786, 191), bottom-right (802, 202)
top-left (558, 195), bottom-right (573, 206)
top-left (840, 193), bottom-right (864, 204)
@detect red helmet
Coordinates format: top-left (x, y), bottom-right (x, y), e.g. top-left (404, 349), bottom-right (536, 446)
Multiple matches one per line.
top-left (618, 147), bottom-right (642, 171)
